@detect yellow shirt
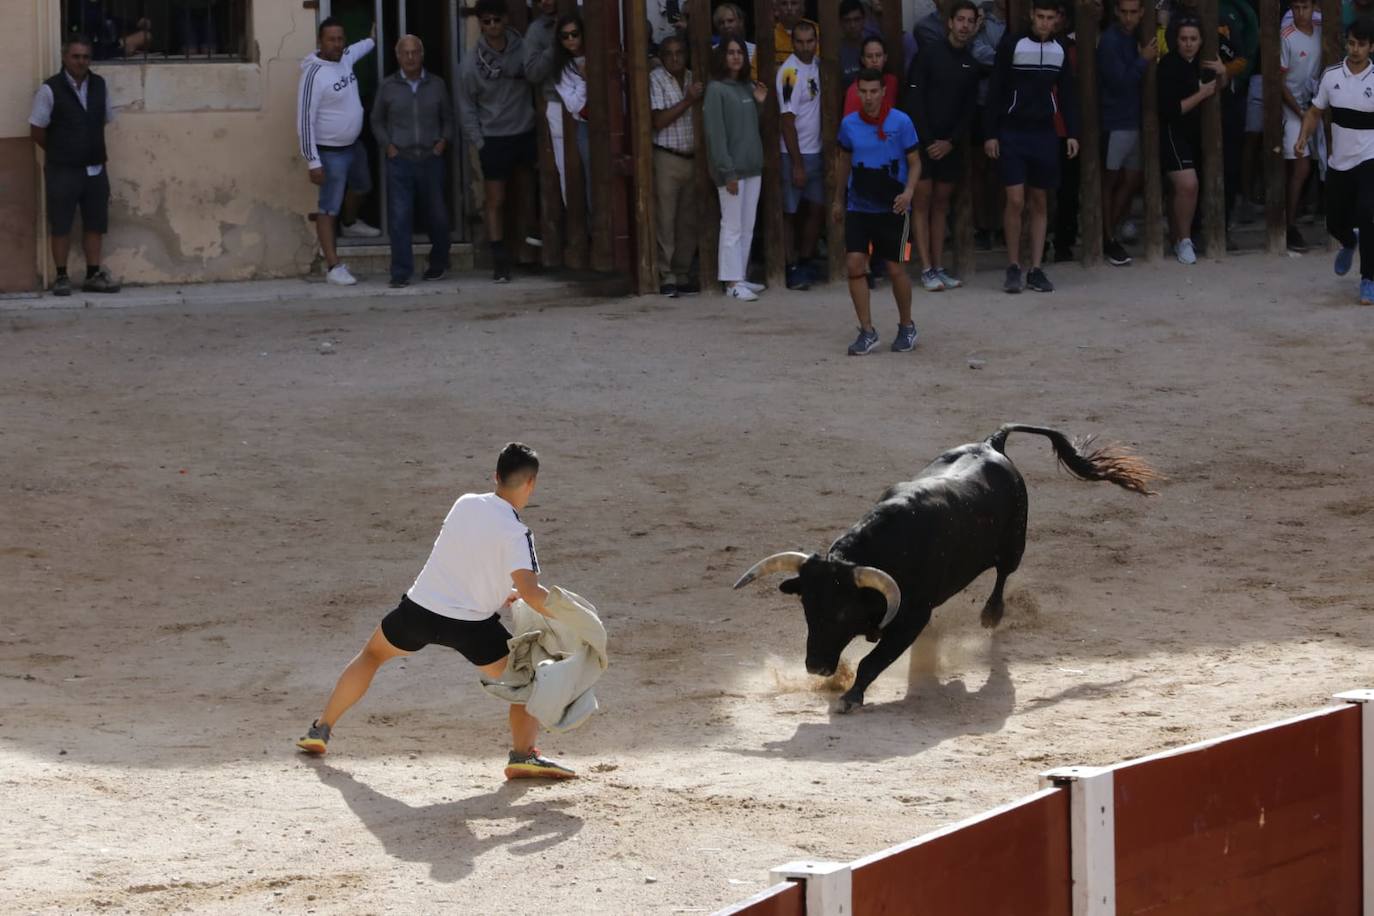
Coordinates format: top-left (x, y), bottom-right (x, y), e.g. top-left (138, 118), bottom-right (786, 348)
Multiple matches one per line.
top-left (775, 19), bottom-right (820, 65)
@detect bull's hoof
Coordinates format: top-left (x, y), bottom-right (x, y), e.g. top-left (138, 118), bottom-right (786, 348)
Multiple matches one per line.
top-left (833, 695), bottom-right (864, 715)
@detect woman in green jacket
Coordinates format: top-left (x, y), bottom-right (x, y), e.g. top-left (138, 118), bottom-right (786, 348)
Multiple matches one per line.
top-left (703, 37), bottom-right (769, 300)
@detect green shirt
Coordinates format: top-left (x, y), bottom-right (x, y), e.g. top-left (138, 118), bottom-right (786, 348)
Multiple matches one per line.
top-left (703, 79), bottom-right (763, 186)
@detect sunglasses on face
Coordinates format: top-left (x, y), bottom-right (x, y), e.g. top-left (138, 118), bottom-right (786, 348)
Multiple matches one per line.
top-left (560, 29), bottom-right (581, 39)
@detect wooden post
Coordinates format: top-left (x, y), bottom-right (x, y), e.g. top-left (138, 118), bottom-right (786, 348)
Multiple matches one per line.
top-left (535, 108), bottom-right (565, 269)
top-left (1198, 0), bottom-right (1227, 258)
top-left (563, 106), bottom-right (590, 269)
top-left (952, 139), bottom-right (977, 277)
top-left (606, 1), bottom-right (633, 277)
top-left (688, 0), bottom-right (720, 292)
top-left (1076, 0), bottom-right (1104, 265)
top-left (627, 0), bottom-right (657, 293)
top-left (1259, 0), bottom-right (1285, 253)
top-left (881, 0), bottom-right (904, 79)
top-left (1322, 0), bottom-right (1343, 68)
top-left (583, 0), bottom-right (615, 271)
top-left (819, 0), bottom-right (845, 284)
top-left (755, 0), bottom-right (787, 289)
top-left (1140, 0), bottom-right (1164, 260)
top-left (1008, 0), bottom-right (1028, 36)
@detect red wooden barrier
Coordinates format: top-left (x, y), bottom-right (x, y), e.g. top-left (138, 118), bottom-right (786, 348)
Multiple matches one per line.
top-left (715, 880), bottom-right (804, 916)
top-left (849, 787), bottom-right (1072, 916)
top-left (1113, 705), bottom-right (1362, 916)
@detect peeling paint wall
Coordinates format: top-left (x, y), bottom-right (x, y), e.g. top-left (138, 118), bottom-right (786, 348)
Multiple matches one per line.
top-left (7, 1), bottom-right (324, 286)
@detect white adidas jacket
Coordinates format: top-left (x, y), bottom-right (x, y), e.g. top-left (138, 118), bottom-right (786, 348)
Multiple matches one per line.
top-left (297, 39), bottom-right (375, 169)
top-left (481, 587), bottom-right (609, 732)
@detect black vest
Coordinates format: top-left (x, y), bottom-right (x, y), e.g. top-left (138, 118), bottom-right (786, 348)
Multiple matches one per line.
top-left (43, 71), bottom-right (107, 168)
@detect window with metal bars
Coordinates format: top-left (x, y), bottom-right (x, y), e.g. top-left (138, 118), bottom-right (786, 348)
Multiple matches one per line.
top-left (61, 0), bottom-right (250, 62)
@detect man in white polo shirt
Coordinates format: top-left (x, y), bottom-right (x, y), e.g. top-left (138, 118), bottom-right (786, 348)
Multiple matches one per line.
top-left (1296, 17), bottom-right (1374, 305)
top-left (297, 443), bottom-right (575, 780)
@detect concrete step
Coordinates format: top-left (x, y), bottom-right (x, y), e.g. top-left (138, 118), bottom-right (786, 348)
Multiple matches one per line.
top-left (318, 241), bottom-right (476, 279)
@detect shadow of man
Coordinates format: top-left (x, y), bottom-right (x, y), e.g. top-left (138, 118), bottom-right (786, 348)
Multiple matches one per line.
top-left (308, 760), bottom-right (584, 883)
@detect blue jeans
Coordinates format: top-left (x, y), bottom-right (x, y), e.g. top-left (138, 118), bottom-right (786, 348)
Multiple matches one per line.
top-left (386, 154), bottom-right (451, 281)
top-left (317, 142), bottom-right (372, 215)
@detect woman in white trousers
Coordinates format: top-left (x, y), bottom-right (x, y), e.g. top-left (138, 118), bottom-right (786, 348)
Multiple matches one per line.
top-left (702, 37), bottom-right (768, 300)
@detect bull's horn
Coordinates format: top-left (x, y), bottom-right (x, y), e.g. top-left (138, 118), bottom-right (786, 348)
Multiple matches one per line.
top-left (853, 566), bottom-right (902, 629)
top-left (733, 551), bottom-right (809, 589)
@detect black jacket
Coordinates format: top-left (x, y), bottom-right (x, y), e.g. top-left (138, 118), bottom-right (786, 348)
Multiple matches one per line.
top-left (982, 32), bottom-right (1079, 138)
top-left (902, 37), bottom-right (981, 146)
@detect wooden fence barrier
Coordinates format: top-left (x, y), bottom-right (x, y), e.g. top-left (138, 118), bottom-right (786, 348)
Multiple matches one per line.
top-left (716, 880), bottom-right (805, 916)
top-left (715, 689), bottom-right (1374, 916)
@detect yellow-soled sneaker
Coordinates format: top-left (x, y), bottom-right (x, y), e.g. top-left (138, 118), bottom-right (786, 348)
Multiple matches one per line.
top-left (505, 748), bottom-right (577, 780)
top-left (295, 719), bottom-right (330, 755)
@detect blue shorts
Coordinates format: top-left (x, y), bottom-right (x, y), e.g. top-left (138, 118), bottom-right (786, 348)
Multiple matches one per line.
top-left (781, 152), bottom-right (825, 213)
top-left (316, 141), bottom-right (373, 215)
top-left (997, 127), bottom-right (1060, 191)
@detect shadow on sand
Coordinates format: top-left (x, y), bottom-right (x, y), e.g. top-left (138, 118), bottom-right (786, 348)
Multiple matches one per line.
top-left (308, 760), bottom-right (584, 883)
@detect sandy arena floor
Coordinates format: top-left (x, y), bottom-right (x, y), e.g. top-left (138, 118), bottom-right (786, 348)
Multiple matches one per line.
top-left (3, 251), bottom-right (1373, 914)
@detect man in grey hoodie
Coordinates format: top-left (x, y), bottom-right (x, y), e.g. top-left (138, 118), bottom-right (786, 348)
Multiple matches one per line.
top-left (459, 0), bottom-right (538, 282)
top-left (371, 34), bottom-right (454, 287)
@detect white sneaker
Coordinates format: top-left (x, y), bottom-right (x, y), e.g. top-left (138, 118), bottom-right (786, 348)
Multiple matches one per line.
top-left (726, 282), bottom-right (758, 301)
top-left (1175, 239), bottom-right (1197, 265)
top-left (326, 263), bottom-right (357, 285)
top-left (739, 280), bottom-right (766, 293)
top-left (340, 218), bottom-right (381, 238)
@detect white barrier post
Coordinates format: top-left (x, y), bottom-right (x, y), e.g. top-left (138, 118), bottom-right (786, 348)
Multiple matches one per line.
top-left (1041, 765), bottom-right (1116, 916)
top-left (1335, 689), bottom-right (1374, 916)
top-left (768, 861), bottom-right (852, 916)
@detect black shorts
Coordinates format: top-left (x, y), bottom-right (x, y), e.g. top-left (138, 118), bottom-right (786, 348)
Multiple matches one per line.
top-left (845, 209), bottom-right (910, 263)
top-left (919, 146), bottom-right (963, 185)
top-left (998, 127), bottom-right (1060, 190)
top-left (1163, 124), bottom-right (1199, 173)
top-left (380, 594), bottom-right (512, 665)
top-left (478, 130), bottom-right (537, 182)
top-left (46, 164), bottom-right (110, 236)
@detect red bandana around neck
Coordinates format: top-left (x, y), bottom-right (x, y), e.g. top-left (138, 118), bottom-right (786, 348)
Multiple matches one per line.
top-left (859, 107), bottom-right (887, 140)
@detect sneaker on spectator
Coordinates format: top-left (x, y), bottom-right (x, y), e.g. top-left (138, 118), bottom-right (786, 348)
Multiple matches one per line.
top-left (920, 269), bottom-right (944, 291)
top-left (422, 266), bottom-right (447, 281)
top-left (389, 277), bottom-right (409, 289)
top-left (82, 266), bottom-right (121, 293)
top-left (935, 268), bottom-right (962, 289)
top-left (340, 218), bottom-right (381, 238)
top-left (51, 274), bottom-right (72, 297)
top-left (726, 282), bottom-right (758, 301)
top-left (1003, 264), bottom-right (1023, 294)
top-left (890, 323), bottom-right (918, 352)
top-left (739, 280), bottom-right (766, 293)
top-left (1286, 225), bottom-right (1308, 253)
top-left (676, 280), bottom-right (700, 295)
top-left (660, 282), bottom-right (679, 298)
top-left (847, 326), bottom-right (880, 355)
top-left (524, 235), bottom-right (544, 248)
top-left (1104, 238), bottom-right (1133, 266)
top-left (1119, 218), bottom-right (1139, 243)
top-left (1336, 230), bottom-right (1358, 276)
top-left (326, 263), bottom-right (357, 285)
top-left (1026, 266), bottom-right (1054, 292)
top-left (1175, 239), bottom-right (1197, 265)
top-left (786, 265), bottom-right (811, 290)
top-left (1361, 278), bottom-right (1374, 305)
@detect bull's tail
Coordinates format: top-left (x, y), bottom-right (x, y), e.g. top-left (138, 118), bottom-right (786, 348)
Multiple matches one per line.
top-left (986, 424), bottom-right (1160, 495)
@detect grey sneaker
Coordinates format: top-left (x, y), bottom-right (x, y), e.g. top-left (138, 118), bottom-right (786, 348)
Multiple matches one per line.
top-left (1025, 267), bottom-right (1054, 292)
top-left (847, 326), bottom-right (880, 356)
top-left (82, 267), bottom-right (121, 293)
top-left (890, 323), bottom-right (918, 352)
top-left (935, 268), bottom-right (963, 289)
top-left (505, 748), bottom-right (577, 780)
top-left (51, 274), bottom-right (72, 297)
top-left (1003, 265), bottom-right (1023, 294)
top-left (295, 719), bottom-right (330, 755)
top-left (920, 269), bottom-right (944, 291)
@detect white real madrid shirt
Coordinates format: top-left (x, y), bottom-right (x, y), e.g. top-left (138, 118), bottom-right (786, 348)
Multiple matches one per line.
top-left (1313, 59), bottom-right (1374, 171)
top-left (407, 492), bottom-right (539, 621)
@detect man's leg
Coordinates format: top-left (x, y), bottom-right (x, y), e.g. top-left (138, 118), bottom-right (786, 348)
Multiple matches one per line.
top-left (847, 250), bottom-right (872, 328)
top-left (316, 627), bottom-right (410, 728)
top-left (51, 234), bottom-right (71, 272)
top-left (420, 155), bottom-right (451, 273)
top-left (485, 178), bottom-right (507, 244)
top-left (653, 149), bottom-right (681, 285)
top-left (1003, 183), bottom-right (1026, 267)
top-left (671, 159), bottom-right (698, 283)
top-left (929, 181), bottom-right (954, 269)
top-left (912, 179), bottom-right (934, 271)
top-left (82, 230), bottom-right (102, 272)
top-left (1026, 187), bottom-right (1048, 270)
top-left (1287, 156), bottom-right (1312, 228)
top-left (317, 214), bottom-right (340, 268)
top-left (1169, 169), bottom-right (1199, 244)
top-left (386, 159), bottom-right (415, 282)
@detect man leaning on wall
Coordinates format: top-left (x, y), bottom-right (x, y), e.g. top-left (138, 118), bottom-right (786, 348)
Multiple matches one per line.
top-left (29, 35), bottom-right (121, 297)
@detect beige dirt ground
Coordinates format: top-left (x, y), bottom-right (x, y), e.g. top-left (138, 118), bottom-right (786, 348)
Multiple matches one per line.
top-left (3, 252), bottom-right (1373, 915)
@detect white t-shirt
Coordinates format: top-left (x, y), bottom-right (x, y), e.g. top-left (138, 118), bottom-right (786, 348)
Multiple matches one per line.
top-left (776, 53), bottom-right (822, 154)
top-left (407, 492), bottom-right (539, 621)
top-left (1313, 60), bottom-right (1374, 171)
top-left (1280, 23), bottom-right (1322, 107)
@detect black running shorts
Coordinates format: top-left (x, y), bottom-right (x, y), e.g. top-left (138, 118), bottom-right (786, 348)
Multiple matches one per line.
top-left (380, 594), bottom-right (512, 666)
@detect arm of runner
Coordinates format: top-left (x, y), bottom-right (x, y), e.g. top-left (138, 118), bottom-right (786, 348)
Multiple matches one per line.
top-left (511, 568), bottom-right (551, 616)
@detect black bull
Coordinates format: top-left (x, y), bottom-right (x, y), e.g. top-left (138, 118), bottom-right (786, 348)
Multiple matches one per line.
top-left (734, 424), bottom-right (1157, 713)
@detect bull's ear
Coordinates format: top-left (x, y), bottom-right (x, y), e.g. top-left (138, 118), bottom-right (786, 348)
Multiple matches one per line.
top-left (779, 577), bottom-right (802, 595)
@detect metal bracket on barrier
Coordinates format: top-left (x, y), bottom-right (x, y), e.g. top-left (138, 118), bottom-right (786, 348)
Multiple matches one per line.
top-left (1040, 765), bottom-right (1116, 916)
top-left (769, 861), bottom-right (852, 916)
top-left (1336, 690), bottom-right (1374, 916)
